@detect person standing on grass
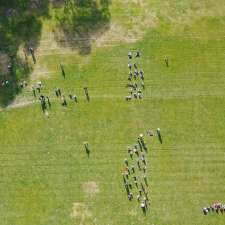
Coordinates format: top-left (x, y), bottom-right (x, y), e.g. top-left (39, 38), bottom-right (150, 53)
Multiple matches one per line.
top-left (55, 89), bottom-right (59, 97)
top-left (84, 87), bottom-right (90, 101)
top-left (128, 63), bottom-right (132, 70)
top-left (72, 95), bottom-right (78, 102)
top-left (29, 46), bottom-right (36, 64)
top-left (128, 51), bottom-right (132, 59)
top-left (128, 192), bottom-right (133, 201)
top-left (84, 142), bottom-right (90, 156)
top-left (138, 138), bottom-right (143, 151)
top-left (129, 150), bottom-right (133, 158)
top-left (128, 71), bottom-right (132, 81)
top-left (165, 56), bottom-right (169, 67)
top-left (46, 96), bottom-right (51, 108)
top-left (39, 95), bottom-right (46, 112)
top-left (143, 174), bottom-right (148, 186)
top-left (60, 63), bottom-right (66, 78)
top-left (131, 165), bottom-right (135, 173)
top-left (62, 95), bottom-right (67, 106)
top-left (137, 159), bottom-right (141, 170)
top-left (140, 70), bottom-right (144, 80)
top-left (136, 51), bottom-right (140, 58)
top-left (36, 85), bottom-right (40, 93)
top-left (157, 128), bottom-right (163, 144)
top-left (58, 88), bottom-right (61, 96)
top-left (143, 165), bottom-right (147, 173)
top-left (32, 86), bottom-right (36, 97)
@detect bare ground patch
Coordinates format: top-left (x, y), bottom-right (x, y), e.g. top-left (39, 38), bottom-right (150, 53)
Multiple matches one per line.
top-left (0, 99), bottom-right (35, 112)
top-left (30, 66), bottom-right (51, 81)
top-left (71, 202), bottom-right (92, 224)
top-left (82, 181), bottom-right (99, 196)
top-left (123, 0), bottom-right (146, 6)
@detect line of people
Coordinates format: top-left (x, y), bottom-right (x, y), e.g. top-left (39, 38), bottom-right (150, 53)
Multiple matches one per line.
top-left (203, 202), bottom-right (225, 215)
top-left (125, 51), bottom-right (145, 101)
top-left (122, 133), bottom-right (150, 214)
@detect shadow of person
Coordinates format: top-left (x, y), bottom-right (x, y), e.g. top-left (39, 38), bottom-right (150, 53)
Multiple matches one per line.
top-left (84, 144), bottom-right (90, 157)
top-left (157, 128), bottom-right (163, 144)
top-left (141, 205), bottom-right (147, 215)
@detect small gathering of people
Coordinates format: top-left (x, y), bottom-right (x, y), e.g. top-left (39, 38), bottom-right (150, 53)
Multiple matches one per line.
top-left (122, 133), bottom-right (150, 214)
top-left (32, 81), bottom-right (43, 97)
top-left (25, 60), bottom-right (92, 114)
top-left (125, 51), bottom-right (145, 101)
top-left (34, 82), bottom-right (89, 114)
top-left (202, 202), bottom-right (225, 215)
top-left (0, 79), bottom-right (10, 87)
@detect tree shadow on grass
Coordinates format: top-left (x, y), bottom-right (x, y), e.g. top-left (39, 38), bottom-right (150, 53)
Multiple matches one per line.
top-left (0, 0), bottom-right (50, 107)
top-left (54, 0), bottom-right (111, 55)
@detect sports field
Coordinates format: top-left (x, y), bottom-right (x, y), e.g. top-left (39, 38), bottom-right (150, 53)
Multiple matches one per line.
top-left (0, 1), bottom-right (225, 225)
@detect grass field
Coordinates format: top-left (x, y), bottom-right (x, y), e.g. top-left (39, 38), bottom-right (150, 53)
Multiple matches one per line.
top-left (0, 1), bottom-right (225, 225)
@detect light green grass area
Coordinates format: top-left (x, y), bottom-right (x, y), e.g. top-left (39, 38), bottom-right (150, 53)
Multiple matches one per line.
top-left (0, 1), bottom-right (225, 225)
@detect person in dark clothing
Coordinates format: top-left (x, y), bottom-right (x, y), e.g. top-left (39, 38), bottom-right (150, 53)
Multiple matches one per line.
top-left (60, 63), bottom-right (66, 78)
top-left (84, 87), bottom-right (90, 101)
top-left (136, 51), bottom-right (140, 58)
top-left (29, 46), bottom-right (36, 64)
top-left (46, 96), bottom-right (51, 108)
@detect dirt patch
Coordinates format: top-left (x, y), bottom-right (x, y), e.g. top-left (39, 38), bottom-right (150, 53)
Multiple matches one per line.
top-left (82, 181), bottom-right (99, 196)
top-left (0, 53), bottom-right (10, 75)
top-left (124, 0), bottom-right (146, 5)
top-left (31, 66), bottom-right (51, 81)
top-left (50, 0), bottom-right (65, 7)
top-left (71, 202), bottom-right (92, 224)
top-left (95, 23), bottom-right (139, 47)
top-left (95, 10), bottom-right (158, 47)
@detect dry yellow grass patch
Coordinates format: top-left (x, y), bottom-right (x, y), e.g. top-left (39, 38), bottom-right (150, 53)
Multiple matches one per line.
top-left (82, 181), bottom-right (99, 196)
top-left (71, 202), bottom-right (92, 225)
top-left (30, 66), bottom-right (51, 81)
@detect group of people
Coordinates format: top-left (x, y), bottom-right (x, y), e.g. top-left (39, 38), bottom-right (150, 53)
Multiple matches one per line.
top-left (34, 83), bottom-right (90, 113)
top-left (202, 202), bottom-right (225, 215)
top-left (125, 51), bottom-right (145, 101)
top-left (39, 95), bottom-right (51, 112)
top-left (55, 88), bottom-right (79, 106)
top-left (32, 81), bottom-right (43, 97)
top-left (0, 79), bottom-right (10, 87)
top-left (29, 61), bottom-right (91, 113)
top-left (122, 133), bottom-right (150, 214)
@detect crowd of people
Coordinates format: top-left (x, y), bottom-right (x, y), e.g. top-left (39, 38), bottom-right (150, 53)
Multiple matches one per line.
top-left (125, 51), bottom-right (145, 101)
top-left (202, 203), bottom-right (225, 215)
top-left (122, 133), bottom-right (150, 214)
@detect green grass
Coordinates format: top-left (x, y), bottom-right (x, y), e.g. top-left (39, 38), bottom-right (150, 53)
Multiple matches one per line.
top-left (0, 1), bottom-right (225, 225)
